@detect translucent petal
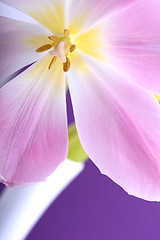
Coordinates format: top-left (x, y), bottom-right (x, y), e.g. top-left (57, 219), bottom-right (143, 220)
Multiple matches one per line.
top-left (0, 56), bottom-right (68, 185)
top-left (67, 55), bottom-right (160, 201)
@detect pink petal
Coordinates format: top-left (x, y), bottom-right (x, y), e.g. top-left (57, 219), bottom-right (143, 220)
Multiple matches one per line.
top-left (104, 0), bottom-right (160, 94)
top-left (0, 16), bottom-right (52, 86)
top-left (68, 0), bottom-right (138, 32)
top-left (67, 55), bottom-right (160, 201)
top-left (0, 56), bottom-right (68, 186)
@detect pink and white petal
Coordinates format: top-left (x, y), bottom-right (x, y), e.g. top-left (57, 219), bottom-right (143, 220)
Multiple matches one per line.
top-left (0, 16), bottom-right (52, 86)
top-left (67, 54), bottom-right (160, 201)
top-left (68, 0), bottom-right (139, 33)
top-left (1, 0), bottom-right (68, 34)
top-left (104, 0), bottom-right (160, 94)
top-left (0, 55), bottom-right (68, 186)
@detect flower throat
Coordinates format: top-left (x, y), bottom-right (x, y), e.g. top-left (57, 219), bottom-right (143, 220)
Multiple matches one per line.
top-left (36, 29), bottom-right (76, 72)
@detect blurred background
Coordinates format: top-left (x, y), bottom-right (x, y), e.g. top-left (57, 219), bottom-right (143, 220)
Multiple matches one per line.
top-left (0, 91), bottom-right (160, 240)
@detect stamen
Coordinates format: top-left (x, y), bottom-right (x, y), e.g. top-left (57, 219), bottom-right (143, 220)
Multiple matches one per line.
top-left (154, 152), bottom-right (159, 159)
top-left (48, 35), bottom-right (58, 41)
top-left (36, 29), bottom-right (75, 72)
top-left (64, 29), bottom-right (70, 38)
top-left (155, 95), bottom-right (160, 102)
top-left (48, 56), bottom-right (57, 70)
top-left (36, 44), bottom-right (52, 53)
top-left (70, 44), bottom-right (76, 53)
top-left (63, 57), bottom-right (71, 72)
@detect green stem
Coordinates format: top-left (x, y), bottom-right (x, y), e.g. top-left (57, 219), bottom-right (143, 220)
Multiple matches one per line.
top-left (67, 123), bottom-right (88, 163)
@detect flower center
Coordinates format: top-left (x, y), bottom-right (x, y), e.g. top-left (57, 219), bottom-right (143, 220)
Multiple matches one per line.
top-left (36, 29), bottom-right (76, 72)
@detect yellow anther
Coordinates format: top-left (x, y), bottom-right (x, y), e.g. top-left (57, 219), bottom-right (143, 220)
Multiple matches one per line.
top-left (64, 29), bottom-right (70, 38)
top-left (155, 95), bottom-right (160, 102)
top-left (70, 44), bottom-right (76, 53)
top-left (48, 56), bottom-right (57, 70)
top-left (154, 152), bottom-right (159, 159)
top-left (63, 57), bottom-right (71, 72)
top-left (36, 44), bottom-right (52, 53)
top-left (48, 35), bottom-right (58, 41)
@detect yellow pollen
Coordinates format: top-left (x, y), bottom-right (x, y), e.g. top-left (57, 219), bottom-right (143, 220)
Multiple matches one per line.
top-left (36, 44), bottom-right (52, 53)
top-left (154, 152), bottom-right (159, 159)
top-left (70, 44), bottom-right (76, 53)
top-left (48, 56), bottom-right (58, 70)
top-left (63, 57), bottom-right (71, 72)
top-left (155, 95), bottom-right (160, 102)
top-left (48, 35), bottom-right (58, 41)
top-left (64, 29), bottom-right (70, 38)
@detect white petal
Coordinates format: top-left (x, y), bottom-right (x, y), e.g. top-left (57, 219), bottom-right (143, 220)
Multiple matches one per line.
top-left (1, 0), bottom-right (68, 33)
top-left (0, 16), bottom-right (52, 86)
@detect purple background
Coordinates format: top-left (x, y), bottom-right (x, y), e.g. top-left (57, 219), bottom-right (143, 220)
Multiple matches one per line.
top-left (1, 92), bottom-right (160, 240)
top-left (1, 161), bottom-right (160, 240)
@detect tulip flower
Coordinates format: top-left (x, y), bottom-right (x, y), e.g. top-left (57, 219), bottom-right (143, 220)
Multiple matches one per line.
top-left (0, 0), bottom-right (160, 201)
